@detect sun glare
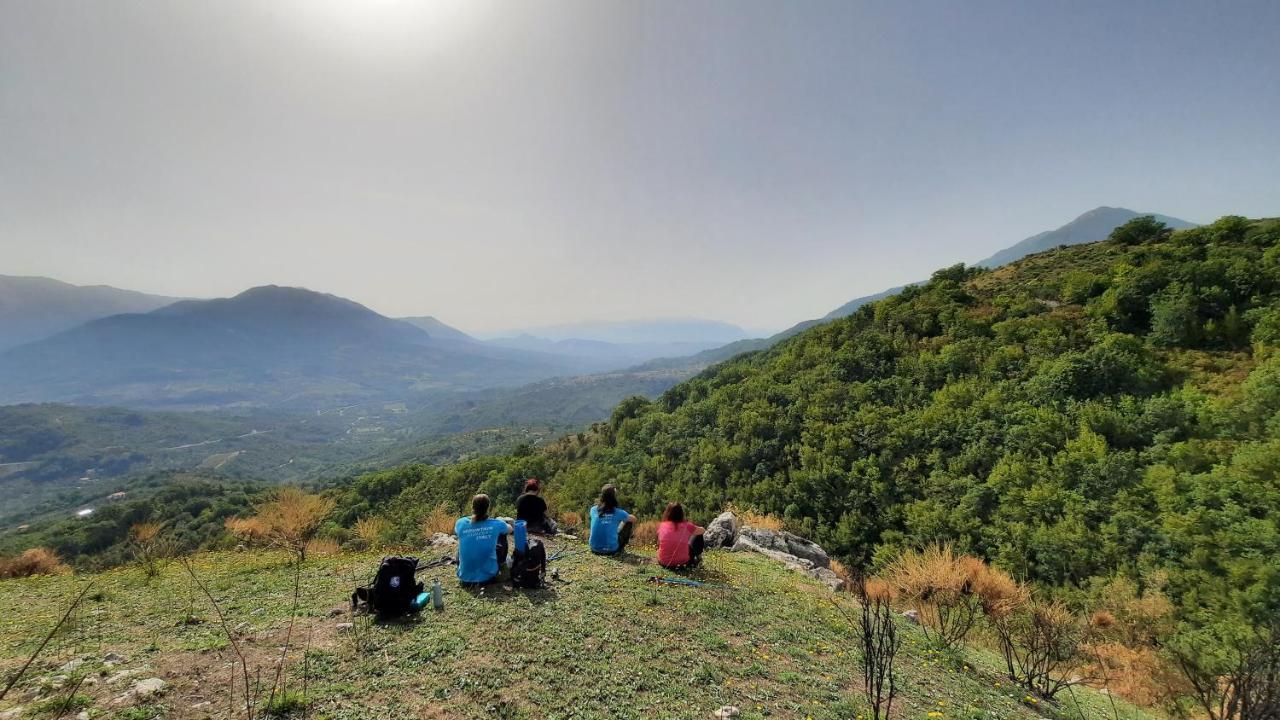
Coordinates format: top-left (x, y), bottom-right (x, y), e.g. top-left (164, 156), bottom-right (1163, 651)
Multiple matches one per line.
top-left (287, 0), bottom-right (491, 60)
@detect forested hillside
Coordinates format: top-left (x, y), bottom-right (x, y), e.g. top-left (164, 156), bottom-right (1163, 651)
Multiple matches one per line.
top-left (325, 215), bottom-right (1278, 676)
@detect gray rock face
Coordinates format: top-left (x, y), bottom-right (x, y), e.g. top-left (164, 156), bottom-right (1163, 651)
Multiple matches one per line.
top-left (736, 526), bottom-right (830, 569)
top-left (731, 526), bottom-right (843, 592)
top-left (703, 511), bottom-right (739, 549)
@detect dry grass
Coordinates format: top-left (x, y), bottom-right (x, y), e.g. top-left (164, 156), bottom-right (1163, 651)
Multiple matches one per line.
top-left (731, 505), bottom-right (783, 532)
top-left (630, 520), bottom-right (659, 548)
top-left (304, 538), bottom-right (341, 558)
top-left (353, 516), bottom-right (391, 550)
top-left (557, 510), bottom-right (583, 533)
top-left (421, 503), bottom-right (457, 538)
top-left (0, 547), bottom-right (70, 578)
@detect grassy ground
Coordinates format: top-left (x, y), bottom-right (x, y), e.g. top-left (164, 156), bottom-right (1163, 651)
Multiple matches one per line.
top-left (0, 541), bottom-right (1158, 720)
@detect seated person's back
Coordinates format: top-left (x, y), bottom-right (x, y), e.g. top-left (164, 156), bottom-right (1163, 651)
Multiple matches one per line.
top-left (588, 484), bottom-right (634, 554)
top-left (455, 494), bottom-right (512, 584)
top-left (657, 502), bottom-right (705, 569)
top-left (515, 478), bottom-right (556, 534)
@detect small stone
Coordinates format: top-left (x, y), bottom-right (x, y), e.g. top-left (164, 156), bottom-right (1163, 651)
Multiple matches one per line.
top-left (59, 659), bottom-right (85, 673)
top-left (0, 707), bottom-right (25, 720)
top-left (328, 606), bottom-right (346, 617)
top-left (336, 622), bottom-right (354, 632)
top-left (76, 711), bottom-right (90, 720)
top-left (133, 677), bottom-right (166, 697)
top-left (46, 675), bottom-right (68, 689)
top-left (713, 706), bottom-right (741, 719)
top-left (103, 651), bottom-right (126, 664)
top-left (192, 701), bottom-right (212, 708)
top-left (902, 609), bottom-right (921, 624)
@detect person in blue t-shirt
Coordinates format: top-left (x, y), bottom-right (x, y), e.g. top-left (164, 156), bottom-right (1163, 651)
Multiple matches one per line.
top-left (455, 494), bottom-right (513, 586)
top-left (588, 484), bottom-right (635, 555)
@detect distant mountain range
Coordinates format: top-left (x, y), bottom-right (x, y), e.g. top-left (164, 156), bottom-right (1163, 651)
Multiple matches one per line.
top-left (398, 316), bottom-right (475, 343)
top-left (0, 275), bottom-right (181, 352)
top-left (0, 286), bottom-right (586, 409)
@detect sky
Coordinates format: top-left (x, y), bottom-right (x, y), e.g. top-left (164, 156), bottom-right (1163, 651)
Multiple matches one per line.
top-left (2, 1), bottom-right (1278, 335)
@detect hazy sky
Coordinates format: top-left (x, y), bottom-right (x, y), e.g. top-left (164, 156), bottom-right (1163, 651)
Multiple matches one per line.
top-left (2, 1), bottom-right (1278, 334)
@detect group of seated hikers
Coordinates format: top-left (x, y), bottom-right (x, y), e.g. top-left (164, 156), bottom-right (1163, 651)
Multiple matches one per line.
top-left (453, 479), bottom-right (706, 586)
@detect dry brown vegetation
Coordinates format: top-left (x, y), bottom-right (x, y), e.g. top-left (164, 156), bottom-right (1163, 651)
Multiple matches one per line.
top-left (128, 521), bottom-right (169, 578)
top-left (734, 506), bottom-right (784, 532)
top-left (421, 503), bottom-right (457, 538)
top-left (225, 487), bottom-right (335, 562)
top-left (353, 516), bottom-right (391, 550)
top-left (629, 520), bottom-right (659, 548)
top-left (0, 547), bottom-right (69, 578)
top-left (885, 544), bottom-right (1022, 649)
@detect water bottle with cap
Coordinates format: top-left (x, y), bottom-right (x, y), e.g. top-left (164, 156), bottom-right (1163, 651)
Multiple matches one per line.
top-left (431, 579), bottom-right (444, 611)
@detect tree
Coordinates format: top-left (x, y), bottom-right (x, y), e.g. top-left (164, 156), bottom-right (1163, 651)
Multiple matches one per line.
top-left (1149, 283), bottom-right (1200, 347)
top-left (1109, 215), bottom-right (1172, 246)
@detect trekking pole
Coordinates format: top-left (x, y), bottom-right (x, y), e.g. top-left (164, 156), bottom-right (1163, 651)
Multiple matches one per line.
top-left (649, 576), bottom-right (734, 590)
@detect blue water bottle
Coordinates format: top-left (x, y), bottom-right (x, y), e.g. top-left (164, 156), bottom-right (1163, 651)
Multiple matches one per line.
top-left (514, 519), bottom-right (528, 553)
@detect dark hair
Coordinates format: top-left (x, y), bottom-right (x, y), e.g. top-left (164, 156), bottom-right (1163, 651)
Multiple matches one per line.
top-left (597, 484), bottom-right (619, 513)
top-left (524, 478), bottom-right (540, 494)
top-left (661, 502), bottom-right (685, 524)
top-left (471, 494), bottom-right (491, 522)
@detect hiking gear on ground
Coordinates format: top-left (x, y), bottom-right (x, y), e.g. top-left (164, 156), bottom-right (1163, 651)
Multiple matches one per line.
top-left (511, 537), bottom-right (546, 589)
top-left (649, 575), bottom-right (732, 590)
top-left (431, 579), bottom-right (444, 610)
top-left (455, 516), bottom-right (510, 584)
top-left (589, 505), bottom-right (631, 553)
top-left (409, 591), bottom-right (430, 611)
top-left (352, 556), bottom-right (424, 619)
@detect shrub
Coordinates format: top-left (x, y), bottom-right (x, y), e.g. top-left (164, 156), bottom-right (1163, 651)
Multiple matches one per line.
top-left (421, 503), bottom-right (457, 538)
top-left (832, 574), bottom-right (901, 720)
top-left (128, 521), bottom-right (170, 578)
top-left (886, 544), bottom-right (1021, 649)
top-left (0, 547), bottom-right (70, 578)
top-left (225, 487), bottom-right (334, 562)
top-left (991, 599), bottom-right (1091, 698)
top-left (353, 516), bottom-right (390, 550)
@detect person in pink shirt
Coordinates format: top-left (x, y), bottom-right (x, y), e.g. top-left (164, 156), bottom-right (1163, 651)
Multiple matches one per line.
top-left (656, 502), bottom-right (705, 570)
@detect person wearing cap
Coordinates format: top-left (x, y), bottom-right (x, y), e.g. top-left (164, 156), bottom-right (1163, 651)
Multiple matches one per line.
top-left (514, 478), bottom-right (558, 536)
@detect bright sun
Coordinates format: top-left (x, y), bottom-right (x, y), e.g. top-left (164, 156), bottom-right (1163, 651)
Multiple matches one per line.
top-left (288, 0), bottom-right (491, 59)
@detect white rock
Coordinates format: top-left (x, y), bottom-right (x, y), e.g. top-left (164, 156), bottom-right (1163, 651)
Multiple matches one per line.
top-left (0, 707), bottom-right (25, 720)
top-left (429, 532), bottom-right (458, 548)
top-left (76, 711), bottom-right (90, 720)
top-left (902, 609), bottom-right (921, 624)
top-left (59, 659), bottom-right (85, 673)
top-left (336, 622), bottom-right (354, 632)
top-left (713, 706), bottom-right (741, 719)
top-left (133, 677), bottom-right (166, 697)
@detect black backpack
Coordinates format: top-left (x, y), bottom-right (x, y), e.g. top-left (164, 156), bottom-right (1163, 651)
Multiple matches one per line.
top-left (352, 556), bottom-right (424, 619)
top-left (511, 539), bottom-right (546, 589)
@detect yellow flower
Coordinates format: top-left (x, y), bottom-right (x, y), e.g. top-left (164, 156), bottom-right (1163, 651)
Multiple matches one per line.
top-left (928, 712), bottom-right (945, 718)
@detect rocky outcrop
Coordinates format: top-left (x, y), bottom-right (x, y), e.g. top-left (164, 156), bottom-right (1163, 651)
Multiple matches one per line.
top-left (728, 521), bottom-right (844, 592)
top-left (735, 527), bottom-right (830, 568)
top-left (703, 511), bottom-right (739, 548)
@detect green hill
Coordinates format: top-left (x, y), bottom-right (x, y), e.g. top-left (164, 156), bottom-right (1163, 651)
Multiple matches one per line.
top-left (0, 546), bottom-right (1153, 720)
